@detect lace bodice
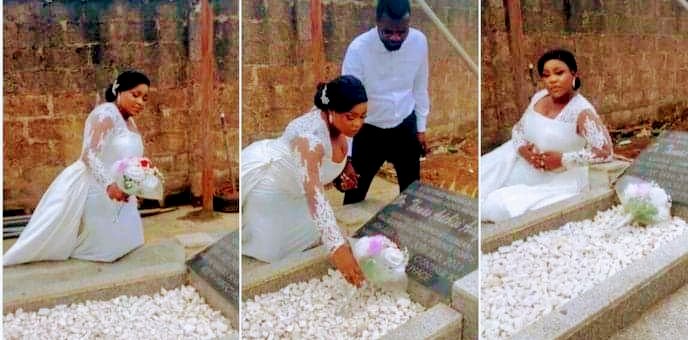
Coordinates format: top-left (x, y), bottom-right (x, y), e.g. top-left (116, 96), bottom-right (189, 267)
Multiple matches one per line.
top-left (512, 90), bottom-right (612, 169)
top-left (80, 103), bottom-right (143, 188)
top-left (279, 109), bottom-right (346, 254)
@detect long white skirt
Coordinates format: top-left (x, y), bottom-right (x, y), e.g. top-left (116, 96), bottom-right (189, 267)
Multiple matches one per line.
top-left (4, 161), bottom-right (143, 266)
top-left (481, 141), bottom-right (586, 222)
top-left (241, 140), bottom-right (319, 263)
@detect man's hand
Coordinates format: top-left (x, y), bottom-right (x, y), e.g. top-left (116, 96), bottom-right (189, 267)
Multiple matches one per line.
top-left (417, 132), bottom-right (428, 156)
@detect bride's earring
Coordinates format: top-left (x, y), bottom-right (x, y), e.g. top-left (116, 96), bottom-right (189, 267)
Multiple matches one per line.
top-left (572, 77), bottom-right (576, 89)
top-left (328, 113), bottom-right (334, 124)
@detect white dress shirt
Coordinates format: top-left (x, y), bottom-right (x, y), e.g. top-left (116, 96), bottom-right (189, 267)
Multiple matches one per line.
top-left (342, 27), bottom-right (430, 132)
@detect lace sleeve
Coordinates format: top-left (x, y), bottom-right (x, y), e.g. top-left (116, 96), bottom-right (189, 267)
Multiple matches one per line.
top-left (291, 135), bottom-right (346, 254)
top-left (511, 115), bottom-right (527, 149)
top-left (81, 108), bottom-right (116, 187)
top-left (562, 110), bottom-right (613, 168)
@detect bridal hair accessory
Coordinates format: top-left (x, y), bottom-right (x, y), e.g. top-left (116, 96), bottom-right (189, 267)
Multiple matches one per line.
top-left (321, 85), bottom-right (330, 105)
top-left (112, 79), bottom-right (120, 96)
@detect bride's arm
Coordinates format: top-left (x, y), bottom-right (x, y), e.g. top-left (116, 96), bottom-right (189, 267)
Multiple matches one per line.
top-left (292, 136), bottom-right (365, 286)
top-left (82, 112), bottom-right (115, 187)
top-left (512, 115), bottom-right (541, 166)
top-left (81, 109), bottom-right (127, 201)
top-left (291, 136), bottom-right (346, 253)
top-left (560, 109), bottom-right (613, 168)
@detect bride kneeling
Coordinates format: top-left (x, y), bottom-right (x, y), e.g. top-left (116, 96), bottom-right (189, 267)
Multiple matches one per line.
top-left (242, 75), bottom-right (368, 287)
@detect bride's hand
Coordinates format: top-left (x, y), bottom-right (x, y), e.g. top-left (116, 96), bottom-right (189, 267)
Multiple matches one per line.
top-left (330, 244), bottom-right (365, 287)
top-left (538, 151), bottom-right (563, 171)
top-left (518, 143), bottom-right (542, 168)
top-left (107, 183), bottom-right (129, 202)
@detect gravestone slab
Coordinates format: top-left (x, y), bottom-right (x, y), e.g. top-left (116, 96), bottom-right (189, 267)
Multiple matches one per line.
top-left (626, 130), bottom-right (688, 208)
top-left (187, 230), bottom-right (239, 306)
top-left (354, 181), bottom-right (478, 297)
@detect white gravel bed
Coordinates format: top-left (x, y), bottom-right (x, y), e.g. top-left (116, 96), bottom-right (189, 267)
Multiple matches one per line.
top-left (4, 285), bottom-right (233, 339)
top-left (481, 205), bottom-right (688, 340)
top-left (242, 269), bottom-right (425, 339)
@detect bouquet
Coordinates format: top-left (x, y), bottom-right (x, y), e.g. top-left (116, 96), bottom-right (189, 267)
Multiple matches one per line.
top-left (110, 156), bottom-right (164, 222)
top-left (352, 234), bottom-right (409, 290)
top-left (614, 176), bottom-right (671, 228)
top-left (337, 235), bottom-right (410, 315)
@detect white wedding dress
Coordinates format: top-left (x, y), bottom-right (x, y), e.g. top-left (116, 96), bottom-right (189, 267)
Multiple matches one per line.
top-left (242, 109), bottom-right (346, 263)
top-left (481, 89), bottom-right (612, 222)
top-left (4, 103), bottom-right (145, 266)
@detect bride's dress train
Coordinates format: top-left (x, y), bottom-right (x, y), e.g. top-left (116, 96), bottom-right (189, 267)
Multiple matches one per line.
top-left (4, 103), bottom-right (145, 266)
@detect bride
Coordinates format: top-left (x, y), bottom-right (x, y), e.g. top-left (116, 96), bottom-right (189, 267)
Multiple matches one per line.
top-left (4, 71), bottom-right (152, 266)
top-left (481, 49), bottom-right (613, 222)
top-left (242, 75), bottom-right (367, 286)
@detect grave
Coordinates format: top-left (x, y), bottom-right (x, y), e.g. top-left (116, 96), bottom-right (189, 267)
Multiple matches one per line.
top-left (481, 132), bottom-right (688, 339)
top-left (243, 182), bottom-right (478, 340)
top-left (4, 237), bottom-right (240, 338)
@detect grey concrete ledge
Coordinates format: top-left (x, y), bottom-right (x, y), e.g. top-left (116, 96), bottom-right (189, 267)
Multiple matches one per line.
top-left (4, 241), bottom-right (186, 314)
top-left (380, 303), bottom-right (462, 340)
top-left (453, 270), bottom-right (478, 340)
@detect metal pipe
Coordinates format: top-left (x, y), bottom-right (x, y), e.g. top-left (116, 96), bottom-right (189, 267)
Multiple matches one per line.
top-left (415, 0), bottom-right (478, 76)
top-left (678, 0), bottom-right (688, 10)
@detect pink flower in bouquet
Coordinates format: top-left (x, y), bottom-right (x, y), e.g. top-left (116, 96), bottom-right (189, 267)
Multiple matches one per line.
top-left (625, 182), bottom-right (650, 198)
top-left (115, 159), bottom-right (129, 173)
top-left (367, 235), bottom-right (385, 256)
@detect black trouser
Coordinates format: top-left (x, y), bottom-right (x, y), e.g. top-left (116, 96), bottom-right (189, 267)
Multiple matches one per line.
top-left (343, 112), bottom-right (422, 205)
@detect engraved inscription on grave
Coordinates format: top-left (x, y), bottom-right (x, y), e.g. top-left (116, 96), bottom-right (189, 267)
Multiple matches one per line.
top-left (188, 230), bottom-right (240, 306)
top-left (626, 130), bottom-right (688, 206)
top-left (354, 181), bottom-right (478, 297)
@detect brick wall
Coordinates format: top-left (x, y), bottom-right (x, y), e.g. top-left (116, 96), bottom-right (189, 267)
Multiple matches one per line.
top-left (482, 0), bottom-right (688, 152)
top-left (3, 0), bottom-right (239, 211)
top-left (242, 0), bottom-right (478, 146)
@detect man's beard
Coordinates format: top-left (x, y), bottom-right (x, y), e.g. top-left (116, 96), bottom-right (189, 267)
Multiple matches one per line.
top-left (382, 40), bottom-right (403, 51)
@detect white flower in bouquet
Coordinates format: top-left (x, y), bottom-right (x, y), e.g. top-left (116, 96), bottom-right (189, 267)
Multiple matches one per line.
top-left (123, 166), bottom-right (146, 184)
top-left (352, 235), bottom-right (409, 289)
top-left (338, 235), bottom-right (410, 315)
top-left (614, 176), bottom-right (671, 228)
top-left (110, 157), bottom-right (165, 221)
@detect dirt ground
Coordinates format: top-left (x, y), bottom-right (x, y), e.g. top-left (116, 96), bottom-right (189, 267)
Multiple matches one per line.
top-left (379, 133), bottom-right (479, 198)
top-left (611, 113), bottom-right (688, 160)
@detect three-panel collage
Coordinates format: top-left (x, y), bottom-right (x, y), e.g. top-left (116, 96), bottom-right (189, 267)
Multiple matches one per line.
top-left (2, 0), bottom-right (687, 339)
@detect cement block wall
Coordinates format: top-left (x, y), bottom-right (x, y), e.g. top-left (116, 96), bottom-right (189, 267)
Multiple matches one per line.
top-left (481, 0), bottom-right (688, 152)
top-left (242, 0), bottom-right (478, 146)
top-left (3, 0), bottom-right (239, 211)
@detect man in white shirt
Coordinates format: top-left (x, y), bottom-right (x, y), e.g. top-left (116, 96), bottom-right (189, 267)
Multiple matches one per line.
top-left (339, 0), bottom-right (429, 204)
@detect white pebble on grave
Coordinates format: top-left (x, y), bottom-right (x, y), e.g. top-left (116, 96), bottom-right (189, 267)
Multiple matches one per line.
top-left (481, 205), bottom-right (688, 340)
top-left (3, 285), bottom-right (233, 340)
top-left (242, 269), bottom-right (425, 339)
